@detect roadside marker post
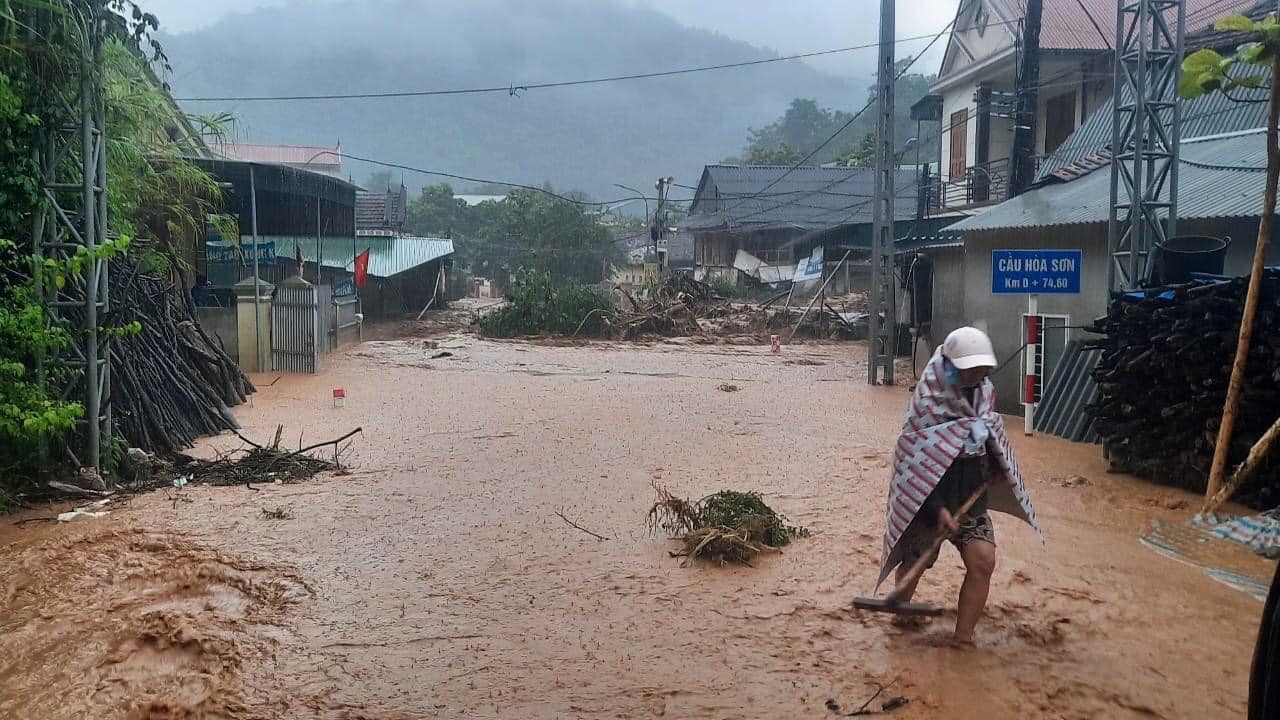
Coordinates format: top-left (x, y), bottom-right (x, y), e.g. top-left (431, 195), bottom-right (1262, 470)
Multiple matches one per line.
top-left (333, 387), bottom-right (345, 408)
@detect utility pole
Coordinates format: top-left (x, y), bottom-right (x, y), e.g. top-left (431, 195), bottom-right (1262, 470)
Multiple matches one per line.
top-left (869, 0), bottom-right (896, 385)
top-left (654, 176), bottom-right (673, 271)
top-left (1010, 0), bottom-right (1043, 196)
top-left (35, 7), bottom-right (110, 468)
top-left (1108, 0), bottom-right (1184, 291)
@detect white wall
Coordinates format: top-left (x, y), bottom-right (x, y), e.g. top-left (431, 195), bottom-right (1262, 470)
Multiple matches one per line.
top-left (929, 217), bottom-right (1280, 414)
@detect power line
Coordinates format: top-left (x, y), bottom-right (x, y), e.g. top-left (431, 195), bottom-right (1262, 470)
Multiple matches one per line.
top-left (327, 150), bottom-right (698, 207)
top-left (717, 18), bottom-right (957, 224)
top-left (172, 27), bottom-right (990, 103)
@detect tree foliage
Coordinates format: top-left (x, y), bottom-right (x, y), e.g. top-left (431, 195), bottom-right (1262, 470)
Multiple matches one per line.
top-left (406, 184), bottom-right (620, 286)
top-left (729, 58), bottom-right (936, 166)
top-left (1181, 14), bottom-right (1279, 100)
top-left (476, 268), bottom-right (616, 338)
top-left (0, 1), bottom-right (223, 492)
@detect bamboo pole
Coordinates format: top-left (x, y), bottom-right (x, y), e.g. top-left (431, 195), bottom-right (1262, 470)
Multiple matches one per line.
top-left (1205, 56), bottom-right (1280, 500)
top-left (1204, 413), bottom-right (1280, 515)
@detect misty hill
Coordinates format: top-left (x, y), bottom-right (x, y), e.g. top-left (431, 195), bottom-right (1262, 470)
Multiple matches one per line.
top-left (160, 0), bottom-right (861, 201)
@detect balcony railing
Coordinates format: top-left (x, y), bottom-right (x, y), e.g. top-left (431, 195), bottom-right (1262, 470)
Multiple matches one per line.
top-left (923, 157), bottom-right (1012, 213)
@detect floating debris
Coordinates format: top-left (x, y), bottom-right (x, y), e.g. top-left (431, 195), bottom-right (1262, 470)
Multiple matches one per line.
top-left (647, 483), bottom-right (808, 566)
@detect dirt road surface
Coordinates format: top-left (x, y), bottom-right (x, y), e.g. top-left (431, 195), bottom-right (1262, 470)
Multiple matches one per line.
top-left (1, 333), bottom-right (1271, 719)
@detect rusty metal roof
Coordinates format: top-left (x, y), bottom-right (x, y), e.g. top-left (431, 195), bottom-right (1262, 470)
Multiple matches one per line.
top-left (988, 0), bottom-right (1255, 51)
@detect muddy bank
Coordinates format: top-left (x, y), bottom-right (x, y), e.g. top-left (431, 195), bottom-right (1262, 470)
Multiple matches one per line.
top-left (1, 335), bottom-right (1270, 718)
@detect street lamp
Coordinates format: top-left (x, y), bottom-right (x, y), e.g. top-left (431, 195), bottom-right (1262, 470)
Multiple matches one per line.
top-left (612, 183), bottom-right (649, 219)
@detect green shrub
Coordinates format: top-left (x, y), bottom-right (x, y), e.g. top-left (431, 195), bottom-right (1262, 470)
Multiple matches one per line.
top-left (707, 274), bottom-right (779, 301)
top-left (477, 268), bottom-right (616, 337)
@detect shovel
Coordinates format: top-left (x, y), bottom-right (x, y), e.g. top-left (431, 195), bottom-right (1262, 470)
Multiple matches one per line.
top-left (852, 482), bottom-right (990, 616)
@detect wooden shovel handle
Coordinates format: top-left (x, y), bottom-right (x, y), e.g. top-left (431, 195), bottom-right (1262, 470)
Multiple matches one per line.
top-left (884, 481), bottom-right (990, 605)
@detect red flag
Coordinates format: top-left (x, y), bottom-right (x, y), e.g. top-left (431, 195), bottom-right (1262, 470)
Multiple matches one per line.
top-left (353, 249), bottom-right (370, 289)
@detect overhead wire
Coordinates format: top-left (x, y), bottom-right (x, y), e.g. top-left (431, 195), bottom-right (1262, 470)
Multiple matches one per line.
top-left (713, 16), bottom-right (959, 224)
top-left (319, 150), bottom-right (700, 207)
top-left (171, 26), bottom-right (999, 103)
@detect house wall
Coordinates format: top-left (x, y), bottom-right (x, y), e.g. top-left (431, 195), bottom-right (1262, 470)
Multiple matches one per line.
top-left (938, 56), bottom-right (1113, 187)
top-left (1034, 56), bottom-right (1115, 159)
top-left (196, 307), bottom-right (239, 364)
top-left (927, 216), bottom-right (1276, 414)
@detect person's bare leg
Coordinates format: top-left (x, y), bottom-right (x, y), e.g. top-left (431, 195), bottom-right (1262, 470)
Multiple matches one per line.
top-left (954, 540), bottom-right (996, 643)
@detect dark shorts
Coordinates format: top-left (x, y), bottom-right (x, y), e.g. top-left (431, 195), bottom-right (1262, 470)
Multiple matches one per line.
top-left (899, 511), bottom-right (996, 570)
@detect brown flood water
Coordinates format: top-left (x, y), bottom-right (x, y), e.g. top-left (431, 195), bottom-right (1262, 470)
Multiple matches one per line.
top-left (1, 334), bottom-right (1272, 719)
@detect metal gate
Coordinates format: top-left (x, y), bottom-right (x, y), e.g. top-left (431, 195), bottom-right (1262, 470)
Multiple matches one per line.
top-left (272, 276), bottom-right (319, 373)
top-left (332, 295), bottom-right (361, 348)
top-left (316, 283), bottom-right (334, 355)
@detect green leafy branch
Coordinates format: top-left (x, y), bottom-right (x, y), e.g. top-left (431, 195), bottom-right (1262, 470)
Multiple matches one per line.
top-left (1181, 14), bottom-right (1280, 100)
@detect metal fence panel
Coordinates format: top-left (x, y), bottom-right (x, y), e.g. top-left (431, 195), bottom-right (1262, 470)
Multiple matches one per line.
top-left (272, 277), bottom-right (319, 373)
top-left (1033, 339), bottom-right (1101, 443)
top-left (315, 283), bottom-right (333, 355)
top-left (333, 296), bottom-right (361, 349)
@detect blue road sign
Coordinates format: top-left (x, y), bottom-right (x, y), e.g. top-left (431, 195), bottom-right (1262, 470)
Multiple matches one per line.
top-left (991, 249), bottom-right (1082, 294)
top-left (332, 277), bottom-right (357, 298)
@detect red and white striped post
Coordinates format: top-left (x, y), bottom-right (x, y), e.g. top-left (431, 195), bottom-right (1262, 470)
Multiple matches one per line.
top-left (1023, 295), bottom-right (1040, 436)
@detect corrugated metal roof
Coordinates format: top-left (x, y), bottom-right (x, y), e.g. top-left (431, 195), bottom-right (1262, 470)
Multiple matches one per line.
top-left (951, 129), bottom-right (1267, 232)
top-left (685, 164), bottom-right (918, 232)
top-left (1033, 340), bottom-right (1101, 443)
top-left (214, 143), bottom-right (343, 169)
top-left (1037, 67), bottom-right (1271, 183)
top-left (895, 234), bottom-right (965, 254)
top-left (456, 194), bottom-right (507, 206)
top-left (250, 235), bottom-right (453, 278)
top-left (988, 0), bottom-right (1254, 51)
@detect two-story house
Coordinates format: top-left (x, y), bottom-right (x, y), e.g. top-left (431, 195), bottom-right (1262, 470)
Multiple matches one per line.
top-left (926, 0), bottom-right (1252, 213)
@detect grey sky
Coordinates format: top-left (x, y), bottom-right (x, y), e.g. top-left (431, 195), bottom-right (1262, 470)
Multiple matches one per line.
top-left (139, 0), bottom-right (958, 80)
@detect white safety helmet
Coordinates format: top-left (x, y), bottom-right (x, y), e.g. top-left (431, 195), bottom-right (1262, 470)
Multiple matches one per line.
top-left (943, 326), bottom-right (997, 370)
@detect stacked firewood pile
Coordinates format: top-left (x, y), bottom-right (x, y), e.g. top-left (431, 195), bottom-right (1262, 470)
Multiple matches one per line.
top-left (1088, 270), bottom-right (1280, 506)
top-left (109, 255), bottom-right (255, 453)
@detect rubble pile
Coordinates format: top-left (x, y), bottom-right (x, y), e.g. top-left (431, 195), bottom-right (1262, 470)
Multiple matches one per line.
top-left (608, 275), bottom-right (867, 342)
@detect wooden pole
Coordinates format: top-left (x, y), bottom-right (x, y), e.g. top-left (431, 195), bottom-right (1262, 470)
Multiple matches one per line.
top-left (1205, 56), bottom-right (1280, 500)
top-left (1205, 413), bottom-right (1280, 515)
top-left (790, 250), bottom-right (852, 339)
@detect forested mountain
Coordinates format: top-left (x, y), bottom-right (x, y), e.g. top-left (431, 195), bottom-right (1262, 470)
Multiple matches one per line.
top-left (160, 0), bottom-right (865, 200)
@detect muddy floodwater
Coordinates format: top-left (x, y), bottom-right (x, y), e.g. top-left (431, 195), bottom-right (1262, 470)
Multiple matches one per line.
top-left (1, 334), bottom-right (1272, 719)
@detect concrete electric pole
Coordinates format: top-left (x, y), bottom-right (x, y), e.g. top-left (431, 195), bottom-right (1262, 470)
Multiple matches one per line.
top-left (869, 0), bottom-right (897, 385)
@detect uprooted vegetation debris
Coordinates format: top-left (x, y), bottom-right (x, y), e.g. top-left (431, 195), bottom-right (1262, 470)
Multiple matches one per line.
top-left (477, 271), bottom-right (867, 342)
top-left (647, 482), bottom-right (809, 566)
top-left (118, 425), bottom-right (362, 493)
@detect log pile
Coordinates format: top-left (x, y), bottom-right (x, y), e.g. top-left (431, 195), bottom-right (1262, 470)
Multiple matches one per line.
top-left (108, 255), bottom-right (255, 453)
top-left (1087, 270), bottom-right (1280, 507)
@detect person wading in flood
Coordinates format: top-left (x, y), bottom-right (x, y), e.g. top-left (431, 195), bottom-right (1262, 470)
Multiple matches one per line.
top-left (876, 326), bottom-right (1042, 644)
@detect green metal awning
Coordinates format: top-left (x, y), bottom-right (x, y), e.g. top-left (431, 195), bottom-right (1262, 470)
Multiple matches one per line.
top-left (237, 235), bottom-right (454, 278)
